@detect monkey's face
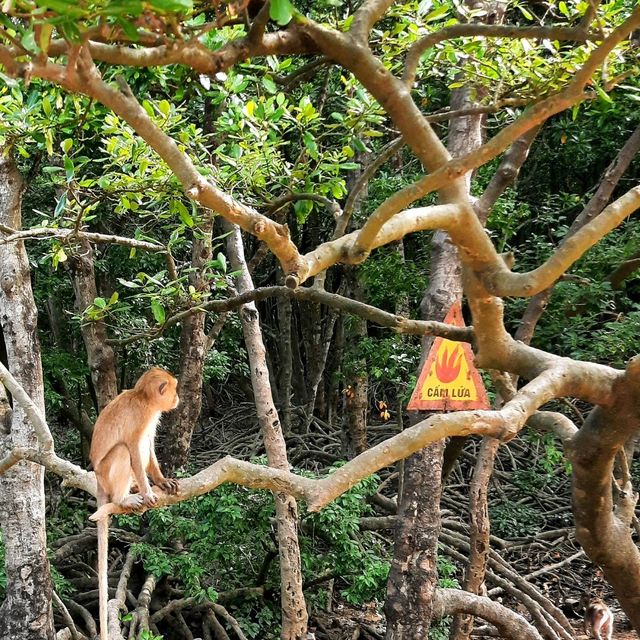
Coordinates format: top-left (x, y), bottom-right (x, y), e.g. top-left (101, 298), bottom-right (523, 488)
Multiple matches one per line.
top-left (157, 375), bottom-right (180, 411)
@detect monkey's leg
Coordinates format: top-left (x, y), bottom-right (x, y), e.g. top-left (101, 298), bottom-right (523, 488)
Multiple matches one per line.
top-left (107, 445), bottom-right (144, 509)
top-left (127, 442), bottom-right (156, 506)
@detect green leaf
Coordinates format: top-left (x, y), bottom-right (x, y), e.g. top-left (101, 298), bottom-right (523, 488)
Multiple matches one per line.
top-left (64, 156), bottom-right (74, 182)
top-left (270, 0), bottom-right (294, 25)
top-left (151, 300), bottom-right (166, 324)
top-left (303, 131), bottom-right (318, 158)
top-left (54, 193), bottom-right (67, 217)
top-left (109, 291), bottom-right (119, 305)
top-left (21, 30), bottom-right (39, 54)
top-left (148, 0), bottom-right (192, 12)
top-left (594, 84), bottom-right (613, 104)
top-left (262, 76), bottom-right (277, 94)
top-left (118, 279), bottom-right (141, 289)
top-left (52, 246), bottom-right (67, 269)
top-left (217, 252), bottom-right (227, 273)
top-left (60, 138), bottom-right (73, 153)
top-left (39, 0), bottom-right (86, 17)
top-left (93, 297), bottom-right (107, 309)
top-left (173, 200), bottom-right (194, 227)
top-left (158, 100), bottom-right (171, 117)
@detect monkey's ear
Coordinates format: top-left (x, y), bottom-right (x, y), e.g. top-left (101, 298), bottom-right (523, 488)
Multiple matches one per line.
top-left (158, 381), bottom-right (168, 395)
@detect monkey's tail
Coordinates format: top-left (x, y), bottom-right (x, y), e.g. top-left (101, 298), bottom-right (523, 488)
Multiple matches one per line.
top-left (97, 493), bottom-right (109, 640)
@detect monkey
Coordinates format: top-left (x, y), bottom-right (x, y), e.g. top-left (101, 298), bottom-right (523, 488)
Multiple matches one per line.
top-left (89, 367), bottom-right (180, 640)
top-left (582, 596), bottom-right (613, 640)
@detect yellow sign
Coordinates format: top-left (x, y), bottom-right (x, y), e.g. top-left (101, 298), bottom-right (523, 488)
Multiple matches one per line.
top-left (407, 302), bottom-right (489, 411)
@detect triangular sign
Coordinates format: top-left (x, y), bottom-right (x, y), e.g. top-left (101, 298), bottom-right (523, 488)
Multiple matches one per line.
top-left (407, 302), bottom-right (489, 411)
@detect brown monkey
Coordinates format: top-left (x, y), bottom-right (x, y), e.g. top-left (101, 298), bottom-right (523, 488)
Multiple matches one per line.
top-left (90, 367), bottom-right (180, 640)
top-left (582, 596), bottom-right (613, 640)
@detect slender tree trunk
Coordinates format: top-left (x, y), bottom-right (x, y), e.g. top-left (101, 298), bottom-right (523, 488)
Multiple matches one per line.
top-left (449, 437), bottom-right (499, 640)
top-left (343, 268), bottom-right (368, 457)
top-left (163, 216), bottom-right (213, 471)
top-left (276, 293), bottom-right (294, 435)
top-left (299, 300), bottom-right (338, 432)
top-left (0, 153), bottom-right (54, 640)
top-left (384, 237), bottom-right (461, 638)
top-left (226, 224), bottom-right (308, 639)
top-left (385, 46), bottom-right (485, 640)
top-left (67, 238), bottom-right (118, 410)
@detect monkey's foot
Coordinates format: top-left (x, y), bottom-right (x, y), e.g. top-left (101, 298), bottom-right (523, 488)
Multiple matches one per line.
top-left (157, 478), bottom-right (179, 495)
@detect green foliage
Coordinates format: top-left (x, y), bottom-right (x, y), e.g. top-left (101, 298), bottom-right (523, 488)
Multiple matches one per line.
top-left (358, 247), bottom-right (428, 311)
top-left (302, 468), bottom-right (389, 605)
top-left (105, 465), bottom-right (389, 637)
top-left (489, 500), bottom-right (543, 538)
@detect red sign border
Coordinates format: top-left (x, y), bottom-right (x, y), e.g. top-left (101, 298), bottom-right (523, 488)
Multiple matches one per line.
top-left (407, 302), bottom-right (490, 412)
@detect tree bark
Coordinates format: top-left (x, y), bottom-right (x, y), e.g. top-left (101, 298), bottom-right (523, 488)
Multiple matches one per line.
top-left (0, 152), bottom-right (54, 640)
top-left (449, 437), bottom-right (499, 640)
top-left (385, 34), bottom-right (486, 638)
top-left (568, 362), bottom-right (640, 630)
top-left (343, 268), bottom-right (368, 458)
top-left (67, 238), bottom-right (118, 411)
top-left (226, 224), bottom-right (308, 639)
top-left (163, 216), bottom-right (213, 471)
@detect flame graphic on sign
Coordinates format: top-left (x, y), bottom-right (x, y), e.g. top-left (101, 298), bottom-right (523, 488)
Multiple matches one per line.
top-left (435, 346), bottom-right (462, 383)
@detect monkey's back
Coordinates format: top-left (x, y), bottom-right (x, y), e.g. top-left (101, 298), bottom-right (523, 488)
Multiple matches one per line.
top-left (89, 390), bottom-right (137, 468)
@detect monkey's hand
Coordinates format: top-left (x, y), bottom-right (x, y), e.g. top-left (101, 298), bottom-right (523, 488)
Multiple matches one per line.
top-left (158, 478), bottom-right (179, 495)
top-left (140, 491), bottom-right (158, 507)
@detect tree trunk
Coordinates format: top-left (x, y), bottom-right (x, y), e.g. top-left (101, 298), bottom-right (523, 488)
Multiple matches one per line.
top-left (67, 238), bottom-right (118, 411)
top-left (343, 268), bottom-right (368, 458)
top-left (569, 369), bottom-right (640, 630)
top-left (384, 232), bottom-right (461, 638)
top-left (384, 43), bottom-right (484, 639)
top-left (276, 293), bottom-right (294, 435)
top-left (449, 437), bottom-right (499, 640)
top-left (226, 224), bottom-right (308, 639)
top-left (0, 152), bottom-right (54, 640)
top-left (384, 439), bottom-right (444, 639)
top-left (163, 215), bottom-right (213, 471)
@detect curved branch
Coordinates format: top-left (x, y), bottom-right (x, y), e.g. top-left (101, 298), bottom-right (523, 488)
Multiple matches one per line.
top-left (404, 24), bottom-right (598, 85)
top-left (345, 7), bottom-right (640, 263)
top-left (350, 0), bottom-right (397, 41)
top-left (487, 185), bottom-right (640, 296)
top-left (0, 362), bottom-right (53, 451)
top-left (298, 204), bottom-right (462, 284)
top-left (433, 588), bottom-right (543, 640)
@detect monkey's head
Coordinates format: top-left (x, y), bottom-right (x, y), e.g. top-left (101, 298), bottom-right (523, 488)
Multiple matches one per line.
top-left (135, 367), bottom-right (180, 411)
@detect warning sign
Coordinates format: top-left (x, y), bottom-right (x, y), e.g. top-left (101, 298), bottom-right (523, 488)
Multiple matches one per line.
top-left (407, 302), bottom-right (489, 412)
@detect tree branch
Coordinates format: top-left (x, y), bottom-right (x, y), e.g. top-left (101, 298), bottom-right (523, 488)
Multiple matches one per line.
top-left (433, 588), bottom-right (543, 640)
top-left (404, 24), bottom-right (598, 85)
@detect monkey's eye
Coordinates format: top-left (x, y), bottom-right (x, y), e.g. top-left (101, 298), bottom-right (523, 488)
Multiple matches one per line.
top-left (159, 381), bottom-right (168, 395)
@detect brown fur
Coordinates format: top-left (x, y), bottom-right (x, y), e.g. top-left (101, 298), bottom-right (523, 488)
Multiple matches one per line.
top-left (583, 597), bottom-right (613, 640)
top-left (90, 367), bottom-right (180, 640)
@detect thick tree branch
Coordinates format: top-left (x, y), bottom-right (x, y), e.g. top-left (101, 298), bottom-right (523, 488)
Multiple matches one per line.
top-left (45, 27), bottom-right (315, 75)
top-left (433, 588), bottom-right (543, 640)
top-left (487, 185), bottom-right (640, 296)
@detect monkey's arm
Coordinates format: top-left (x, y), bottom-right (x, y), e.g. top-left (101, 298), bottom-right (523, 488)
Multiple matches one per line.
top-left (127, 443), bottom-right (156, 505)
top-left (148, 450), bottom-right (179, 494)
